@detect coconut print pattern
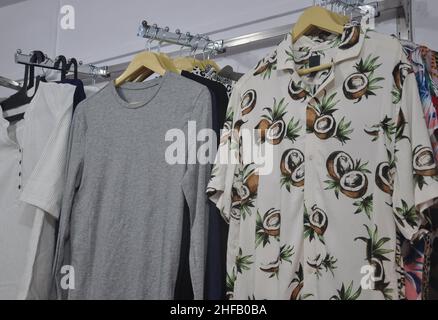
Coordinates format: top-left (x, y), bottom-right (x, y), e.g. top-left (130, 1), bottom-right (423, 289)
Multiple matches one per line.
top-left (393, 200), bottom-right (418, 230)
top-left (256, 209), bottom-right (281, 248)
top-left (352, 194), bottom-right (373, 219)
top-left (253, 50), bottom-right (277, 79)
top-left (259, 245), bottom-right (294, 279)
top-left (355, 224), bottom-right (394, 300)
top-left (343, 54), bottom-right (384, 103)
top-left (241, 89), bottom-right (257, 116)
top-left (338, 23), bottom-right (361, 49)
top-left (226, 270), bottom-right (237, 300)
top-left (391, 62), bottom-right (413, 104)
top-left (304, 205), bottom-right (328, 243)
top-left (412, 145), bottom-right (438, 190)
top-left (288, 80), bottom-right (309, 102)
top-left (231, 164), bottom-right (259, 220)
top-left (307, 253), bottom-right (338, 279)
top-left (375, 150), bottom-right (396, 196)
top-left (280, 148), bottom-right (305, 192)
top-left (219, 108), bottom-right (234, 146)
top-left (325, 151), bottom-right (371, 199)
top-left (395, 109), bottom-right (410, 144)
top-left (289, 264), bottom-right (314, 300)
top-left (364, 115), bottom-right (396, 142)
top-left (307, 91), bottom-right (353, 144)
top-left (256, 97), bottom-right (288, 145)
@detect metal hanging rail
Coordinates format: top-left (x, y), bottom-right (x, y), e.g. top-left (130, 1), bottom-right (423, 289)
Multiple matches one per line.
top-left (0, 76), bottom-right (21, 90)
top-left (138, 21), bottom-right (225, 54)
top-left (14, 50), bottom-right (111, 78)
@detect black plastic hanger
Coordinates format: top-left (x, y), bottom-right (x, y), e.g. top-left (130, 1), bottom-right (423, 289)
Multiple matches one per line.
top-left (54, 55), bottom-right (68, 81)
top-left (27, 51), bottom-right (45, 90)
top-left (0, 51), bottom-right (45, 113)
top-left (66, 58), bottom-right (78, 80)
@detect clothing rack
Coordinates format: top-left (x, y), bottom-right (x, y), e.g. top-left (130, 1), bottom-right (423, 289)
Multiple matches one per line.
top-left (92, 0), bottom-right (413, 83)
top-left (14, 50), bottom-right (111, 79)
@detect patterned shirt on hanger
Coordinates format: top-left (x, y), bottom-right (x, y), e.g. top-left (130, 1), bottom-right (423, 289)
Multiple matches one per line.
top-left (207, 23), bottom-right (438, 300)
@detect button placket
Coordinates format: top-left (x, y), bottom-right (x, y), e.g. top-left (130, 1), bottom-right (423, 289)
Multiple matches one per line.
top-left (18, 147), bottom-right (23, 190)
top-left (303, 89), bottom-right (327, 297)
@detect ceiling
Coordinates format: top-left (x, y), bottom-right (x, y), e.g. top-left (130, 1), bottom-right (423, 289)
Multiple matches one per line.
top-left (0, 0), bottom-right (30, 8)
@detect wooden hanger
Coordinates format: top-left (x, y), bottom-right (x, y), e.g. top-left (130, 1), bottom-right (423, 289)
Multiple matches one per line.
top-left (134, 53), bottom-right (178, 82)
top-left (115, 51), bottom-right (166, 86)
top-left (292, 6), bottom-right (349, 43)
top-left (297, 62), bottom-right (334, 76)
top-left (173, 57), bottom-right (195, 72)
top-left (173, 57), bottom-right (206, 72)
top-left (293, 6), bottom-right (349, 76)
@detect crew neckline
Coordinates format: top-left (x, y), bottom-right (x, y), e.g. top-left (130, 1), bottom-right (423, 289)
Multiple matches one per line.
top-left (109, 72), bottom-right (174, 109)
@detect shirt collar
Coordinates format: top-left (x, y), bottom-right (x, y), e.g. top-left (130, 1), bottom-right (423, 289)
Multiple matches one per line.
top-left (277, 22), bottom-right (366, 72)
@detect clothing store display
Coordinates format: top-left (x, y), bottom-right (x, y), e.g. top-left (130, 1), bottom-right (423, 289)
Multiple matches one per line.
top-left (207, 25), bottom-right (438, 300)
top-left (181, 70), bottom-right (230, 299)
top-left (53, 72), bottom-right (212, 299)
top-left (2, 1), bottom-right (438, 302)
top-left (0, 82), bottom-right (75, 299)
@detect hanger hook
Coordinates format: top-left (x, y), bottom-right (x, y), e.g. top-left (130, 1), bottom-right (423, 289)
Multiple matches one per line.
top-left (182, 32), bottom-right (191, 57)
top-left (40, 54), bottom-right (52, 78)
top-left (192, 34), bottom-right (201, 60)
top-left (202, 40), bottom-right (210, 61)
top-left (158, 26), bottom-right (169, 54)
top-left (144, 25), bottom-right (152, 51)
top-left (148, 24), bottom-right (159, 51)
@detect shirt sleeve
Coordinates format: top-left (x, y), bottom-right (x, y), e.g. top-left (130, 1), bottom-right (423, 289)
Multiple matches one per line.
top-left (206, 85), bottom-right (242, 223)
top-left (52, 103), bottom-right (87, 299)
top-left (20, 85), bottom-right (75, 218)
top-left (181, 87), bottom-right (212, 300)
top-left (392, 59), bottom-right (438, 241)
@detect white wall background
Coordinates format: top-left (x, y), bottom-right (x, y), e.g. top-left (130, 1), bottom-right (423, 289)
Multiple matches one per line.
top-left (0, 0), bottom-right (437, 96)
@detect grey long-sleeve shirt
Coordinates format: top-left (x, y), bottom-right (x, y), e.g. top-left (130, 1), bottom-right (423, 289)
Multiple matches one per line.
top-left (53, 72), bottom-right (212, 299)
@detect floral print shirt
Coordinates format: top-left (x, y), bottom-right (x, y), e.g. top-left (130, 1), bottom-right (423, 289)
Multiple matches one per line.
top-left (207, 24), bottom-right (438, 300)
top-left (402, 42), bottom-right (438, 165)
top-left (400, 42), bottom-right (438, 300)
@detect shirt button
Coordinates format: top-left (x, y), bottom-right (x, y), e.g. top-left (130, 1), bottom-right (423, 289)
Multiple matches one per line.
top-left (19, 160), bottom-right (22, 165)
top-left (19, 172), bottom-right (22, 177)
top-left (18, 185), bottom-right (21, 190)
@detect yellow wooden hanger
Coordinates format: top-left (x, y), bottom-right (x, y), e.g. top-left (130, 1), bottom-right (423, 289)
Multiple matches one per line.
top-left (134, 52), bottom-right (178, 82)
top-left (115, 51), bottom-right (167, 86)
top-left (173, 57), bottom-right (206, 72)
top-left (293, 6), bottom-right (349, 76)
top-left (292, 6), bottom-right (349, 43)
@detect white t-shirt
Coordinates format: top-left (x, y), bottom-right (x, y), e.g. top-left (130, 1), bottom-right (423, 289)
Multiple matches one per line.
top-left (0, 82), bottom-right (75, 299)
